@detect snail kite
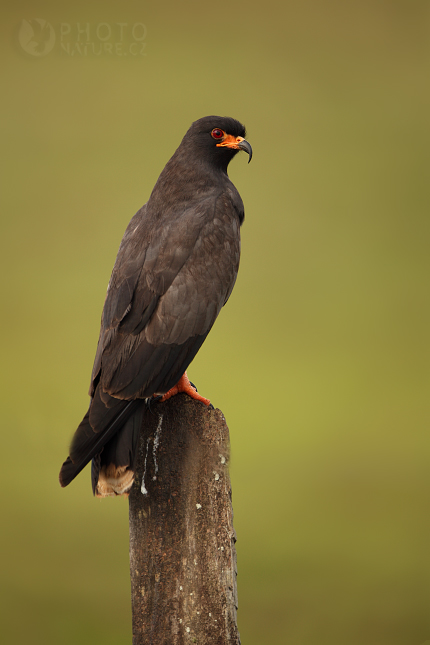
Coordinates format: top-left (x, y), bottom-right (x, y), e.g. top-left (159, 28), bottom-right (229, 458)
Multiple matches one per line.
top-left (59, 115), bottom-right (252, 496)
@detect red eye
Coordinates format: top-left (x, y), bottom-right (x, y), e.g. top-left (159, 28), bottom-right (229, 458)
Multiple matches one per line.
top-left (211, 128), bottom-right (225, 140)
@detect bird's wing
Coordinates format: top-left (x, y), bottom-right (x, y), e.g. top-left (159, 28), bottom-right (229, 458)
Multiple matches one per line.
top-left (90, 194), bottom-right (241, 403)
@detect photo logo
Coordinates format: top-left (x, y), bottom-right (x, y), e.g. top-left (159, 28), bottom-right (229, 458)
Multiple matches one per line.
top-left (19, 19), bottom-right (56, 57)
top-left (17, 20), bottom-right (147, 58)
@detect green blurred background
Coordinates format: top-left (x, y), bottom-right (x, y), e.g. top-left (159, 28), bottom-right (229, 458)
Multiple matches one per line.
top-left (1, 1), bottom-right (429, 643)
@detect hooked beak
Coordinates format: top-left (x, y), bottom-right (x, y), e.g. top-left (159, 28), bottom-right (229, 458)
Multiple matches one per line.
top-left (216, 135), bottom-right (253, 163)
top-left (237, 138), bottom-right (253, 163)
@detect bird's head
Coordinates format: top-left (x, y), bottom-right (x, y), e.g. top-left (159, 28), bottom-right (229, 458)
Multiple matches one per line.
top-left (181, 116), bottom-right (252, 171)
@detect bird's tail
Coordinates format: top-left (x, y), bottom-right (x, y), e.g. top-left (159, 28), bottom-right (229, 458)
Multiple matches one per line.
top-left (59, 396), bottom-right (144, 495)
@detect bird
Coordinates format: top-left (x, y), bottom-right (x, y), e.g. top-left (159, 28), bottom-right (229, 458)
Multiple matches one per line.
top-left (59, 115), bottom-right (252, 497)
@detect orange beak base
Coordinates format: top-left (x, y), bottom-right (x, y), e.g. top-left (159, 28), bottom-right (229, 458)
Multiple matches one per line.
top-left (216, 135), bottom-right (252, 162)
top-left (216, 134), bottom-right (245, 149)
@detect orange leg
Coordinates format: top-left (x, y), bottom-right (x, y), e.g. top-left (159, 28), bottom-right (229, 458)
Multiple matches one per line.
top-left (160, 371), bottom-right (210, 406)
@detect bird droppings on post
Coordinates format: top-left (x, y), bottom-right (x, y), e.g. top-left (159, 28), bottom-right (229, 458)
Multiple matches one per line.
top-left (220, 455), bottom-right (226, 465)
top-left (196, 503), bottom-right (202, 509)
top-left (186, 627), bottom-right (191, 633)
top-left (140, 414), bottom-right (164, 493)
top-left (152, 413), bottom-right (163, 480)
top-left (214, 473), bottom-right (220, 481)
top-left (140, 436), bottom-right (151, 495)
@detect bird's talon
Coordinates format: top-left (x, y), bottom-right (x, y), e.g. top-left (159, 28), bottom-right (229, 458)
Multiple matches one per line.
top-left (146, 394), bottom-right (163, 412)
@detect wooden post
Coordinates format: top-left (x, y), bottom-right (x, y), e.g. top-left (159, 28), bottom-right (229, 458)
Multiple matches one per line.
top-left (129, 394), bottom-right (240, 645)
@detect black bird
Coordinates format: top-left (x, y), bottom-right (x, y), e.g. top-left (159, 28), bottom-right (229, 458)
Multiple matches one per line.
top-left (59, 116), bottom-right (252, 496)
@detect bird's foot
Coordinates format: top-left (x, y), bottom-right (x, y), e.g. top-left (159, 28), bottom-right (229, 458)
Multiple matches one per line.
top-left (160, 372), bottom-right (210, 406)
